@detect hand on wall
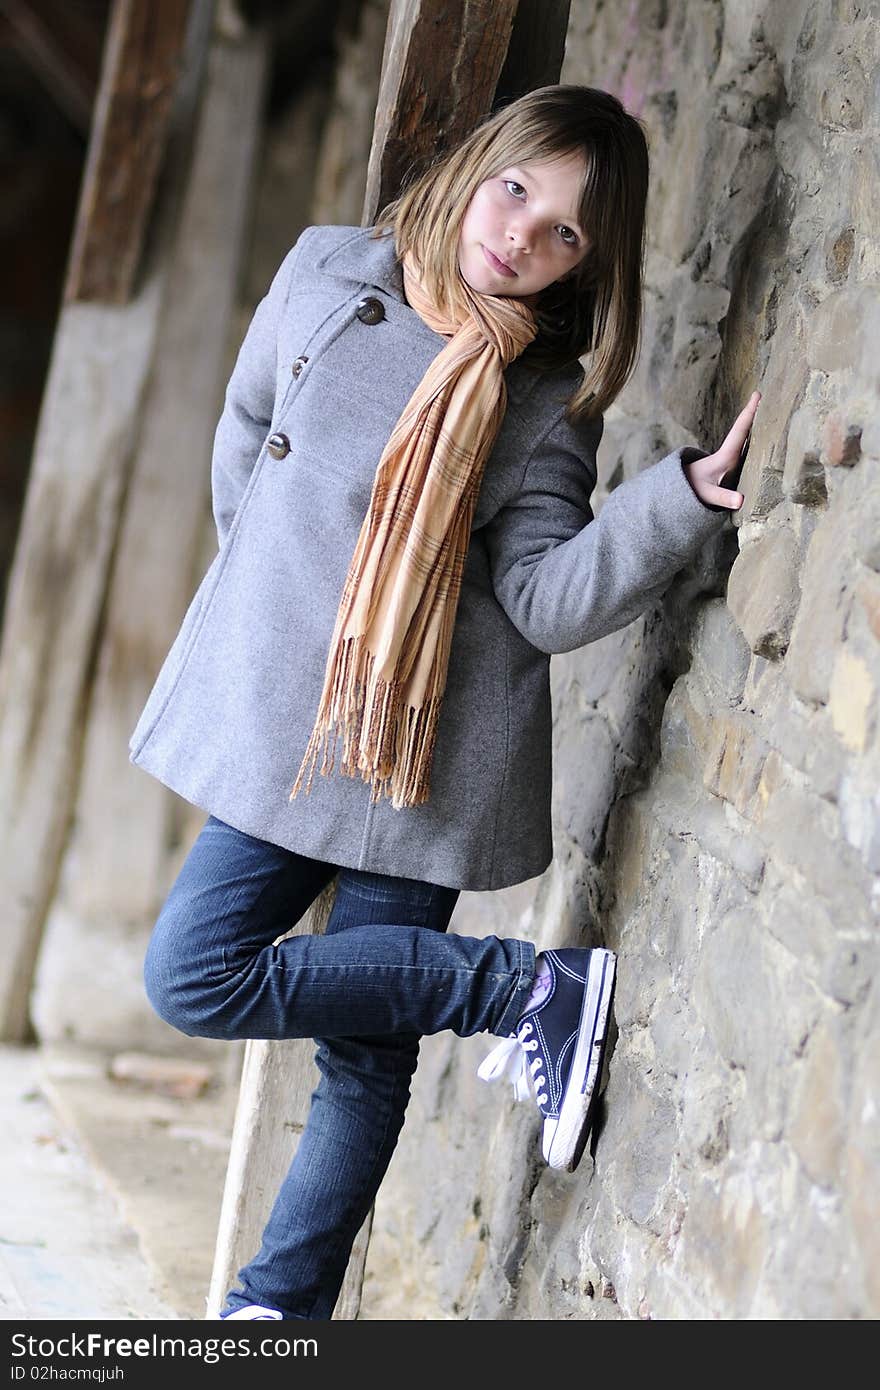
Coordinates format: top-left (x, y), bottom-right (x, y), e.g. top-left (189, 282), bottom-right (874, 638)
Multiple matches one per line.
top-left (683, 390), bottom-right (762, 510)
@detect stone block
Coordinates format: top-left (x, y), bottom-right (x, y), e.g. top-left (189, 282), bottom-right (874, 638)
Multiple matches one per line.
top-left (846, 978), bottom-right (880, 1311)
top-left (757, 782), bottom-right (873, 925)
top-left (650, 991), bottom-right (704, 1086)
top-left (611, 939), bottom-right (671, 1035)
top-left (783, 405), bottom-right (827, 505)
top-left (821, 408), bottom-right (864, 467)
top-left (807, 287), bottom-right (880, 376)
top-left (825, 225), bottom-right (855, 282)
top-left (689, 598), bottom-right (753, 707)
top-left (693, 908), bottom-right (824, 1138)
top-left (652, 774), bottom-right (766, 892)
top-left (788, 1015), bottom-right (846, 1187)
top-left (678, 1055), bottom-right (738, 1173)
top-left (853, 495), bottom-right (880, 570)
top-left (667, 1170), bottom-right (768, 1319)
top-left (752, 1147), bottom-right (865, 1319)
top-left (727, 525), bottom-right (801, 659)
top-left (554, 625), bottom-right (633, 707)
top-left (819, 56), bottom-right (868, 130)
top-left (759, 869), bottom-right (871, 1007)
top-left (821, 940), bottom-right (879, 1012)
top-left (829, 648), bottom-right (875, 752)
top-left (694, 913), bottom-right (773, 1077)
top-left (742, 461), bottom-right (785, 521)
top-left (856, 577), bottom-right (880, 642)
top-left (552, 712), bottom-right (616, 862)
top-left (745, 665), bottom-right (847, 800)
top-left (657, 678), bottom-right (714, 783)
top-left (703, 712), bottom-right (770, 817)
top-left (784, 512), bottom-right (849, 704)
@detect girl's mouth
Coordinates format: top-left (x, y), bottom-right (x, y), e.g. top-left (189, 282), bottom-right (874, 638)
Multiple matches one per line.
top-left (482, 245), bottom-right (516, 277)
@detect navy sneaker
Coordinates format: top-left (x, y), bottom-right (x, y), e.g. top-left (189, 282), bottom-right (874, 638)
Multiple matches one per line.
top-left (477, 948), bottom-right (617, 1172)
top-left (220, 1305), bottom-right (282, 1320)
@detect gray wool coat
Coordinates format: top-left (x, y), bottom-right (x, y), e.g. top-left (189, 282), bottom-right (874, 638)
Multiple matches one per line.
top-left (129, 223), bottom-right (729, 891)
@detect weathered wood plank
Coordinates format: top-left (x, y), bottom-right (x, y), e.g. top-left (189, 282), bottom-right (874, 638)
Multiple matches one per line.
top-left (0, 0), bottom-right (214, 1044)
top-left (31, 22), bottom-right (271, 1054)
top-left (362, 0), bottom-right (518, 223)
top-left (495, 0), bottom-right (572, 106)
top-left (66, 0), bottom-right (193, 304)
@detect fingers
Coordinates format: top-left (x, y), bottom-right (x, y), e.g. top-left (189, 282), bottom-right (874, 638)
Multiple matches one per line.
top-left (719, 390), bottom-right (761, 467)
top-left (732, 390), bottom-right (761, 441)
top-left (707, 483), bottom-right (744, 510)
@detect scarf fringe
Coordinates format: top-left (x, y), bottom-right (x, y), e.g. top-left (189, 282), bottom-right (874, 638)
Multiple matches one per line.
top-left (289, 634), bottom-right (444, 810)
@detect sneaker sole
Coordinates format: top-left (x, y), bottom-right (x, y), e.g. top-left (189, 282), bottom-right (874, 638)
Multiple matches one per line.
top-left (544, 949), bottom-right (616, 1172)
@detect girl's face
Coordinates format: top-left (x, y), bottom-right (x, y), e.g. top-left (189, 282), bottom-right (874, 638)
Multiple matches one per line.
top-left (457, 150), bottom-right (589, 301)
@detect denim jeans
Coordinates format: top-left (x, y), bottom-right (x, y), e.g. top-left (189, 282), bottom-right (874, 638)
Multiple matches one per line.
top-left (143, 815), bottom-right (537, 1319)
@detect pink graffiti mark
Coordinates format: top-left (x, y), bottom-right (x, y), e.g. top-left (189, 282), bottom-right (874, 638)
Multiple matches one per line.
top-left (613, 0), bottom-right (677, 117)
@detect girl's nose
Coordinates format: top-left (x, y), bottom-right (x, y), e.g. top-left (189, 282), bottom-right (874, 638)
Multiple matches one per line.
top-left (506, 222), bottom-right (532, 252)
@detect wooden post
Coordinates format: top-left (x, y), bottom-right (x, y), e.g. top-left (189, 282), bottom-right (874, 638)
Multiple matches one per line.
top-left (30, 10), bottom-right (275, 1057)
top-left (494, 0), bottom-right (572, 108)
top-left (362, 0), bottom-right (517, 224)
top-left (210, 0), bottom-right (575, 1323)
top-left (0, 0), bottom-right (210, 1043)
top-left (66, 0), bottom-right (193, 304)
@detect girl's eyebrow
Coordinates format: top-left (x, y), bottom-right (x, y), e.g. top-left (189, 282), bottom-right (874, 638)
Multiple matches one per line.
top-left (504, 166), bottom-right (585, 235)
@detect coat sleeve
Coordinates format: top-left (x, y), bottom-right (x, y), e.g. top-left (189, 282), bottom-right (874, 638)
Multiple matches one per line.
top-left (484, 412), bottom-right (731, 655)
top-left (210, 235), bottom-right (308, 546)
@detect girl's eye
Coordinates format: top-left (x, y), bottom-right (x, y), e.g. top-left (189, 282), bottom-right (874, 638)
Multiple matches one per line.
top-left (504, 180), bottom-right (526, 198)
top-left (558, 226), bottom-right (578, 246)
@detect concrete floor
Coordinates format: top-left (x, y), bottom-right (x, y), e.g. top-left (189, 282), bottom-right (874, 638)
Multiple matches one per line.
top-left (0, 1043), bottom-right (237, 1321)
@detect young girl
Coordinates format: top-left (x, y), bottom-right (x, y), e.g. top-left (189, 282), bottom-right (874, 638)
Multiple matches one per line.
top-left (131, 84), bottom-right (759, 1320)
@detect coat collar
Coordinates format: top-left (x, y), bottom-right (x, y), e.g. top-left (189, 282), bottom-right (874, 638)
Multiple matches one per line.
top-left (314, 225), bottom-right (405, 300)
top-left (312, 224), bottom-right (578, 408)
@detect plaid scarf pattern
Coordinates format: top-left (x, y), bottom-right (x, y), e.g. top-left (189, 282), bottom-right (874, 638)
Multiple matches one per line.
top-left (289, 250), bottom-right (537, 810)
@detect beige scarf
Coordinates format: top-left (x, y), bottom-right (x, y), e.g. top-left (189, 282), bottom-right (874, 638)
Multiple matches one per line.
top-left (289, 249), bottom-right (537, 810)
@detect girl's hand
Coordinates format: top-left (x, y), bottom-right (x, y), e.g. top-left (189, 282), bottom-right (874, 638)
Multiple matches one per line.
top-left (683, 390), bottom-right (761, 510)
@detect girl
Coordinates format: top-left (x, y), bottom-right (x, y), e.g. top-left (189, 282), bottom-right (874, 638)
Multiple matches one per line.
top-left (131, 85), bottom-right (759, 1320)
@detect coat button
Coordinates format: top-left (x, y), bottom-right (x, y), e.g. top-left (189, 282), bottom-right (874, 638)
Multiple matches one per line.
top-left (291, 356), bottom-right (308, 376)
top-left (266, 432), bottom-right (291, 460)
top-left (355, 296), bottom-right (385, 325)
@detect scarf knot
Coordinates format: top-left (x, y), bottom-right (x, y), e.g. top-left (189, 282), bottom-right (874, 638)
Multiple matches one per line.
top-left (403, 260), bottom-right (537, 364)
top-left (289, 242), bottom-right (537, 811)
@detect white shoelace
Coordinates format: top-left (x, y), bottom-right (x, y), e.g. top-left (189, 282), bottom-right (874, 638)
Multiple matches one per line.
top-left (476, 1019), bottom-right (547, 1106)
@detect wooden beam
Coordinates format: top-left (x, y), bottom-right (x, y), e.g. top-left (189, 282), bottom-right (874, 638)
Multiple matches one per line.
top-left (30, 21), bottom-right (271, 1057)
top-left (65, 0), bottom-right (193, 304)
top-left (0, 0), bottom-right (214, 1044)
top-left (362, 0), bottom-right (518, 223)
top-left (494, 0), bottom-right (572, 107)
top-left (0, 0), bottom-right (108, 136)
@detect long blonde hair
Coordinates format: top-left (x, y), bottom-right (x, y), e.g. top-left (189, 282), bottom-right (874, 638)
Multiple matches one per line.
top-left (373, 85), bottom-right (649, 422)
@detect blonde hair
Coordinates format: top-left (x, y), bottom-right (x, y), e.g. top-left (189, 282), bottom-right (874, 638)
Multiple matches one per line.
top-left (373, 85), bottom-right (649, 422)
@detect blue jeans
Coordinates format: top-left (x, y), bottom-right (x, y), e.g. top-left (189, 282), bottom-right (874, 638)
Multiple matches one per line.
top-left (143, 815), bottom-right (537, 1319)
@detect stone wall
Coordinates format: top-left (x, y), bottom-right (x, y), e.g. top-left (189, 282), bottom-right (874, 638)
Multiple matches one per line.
top-left (360, 0), bottom-right (880, 1319)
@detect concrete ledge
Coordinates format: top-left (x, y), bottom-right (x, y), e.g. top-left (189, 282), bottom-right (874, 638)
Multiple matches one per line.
top-left (2, 1043), bottom-right (239, 1320)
